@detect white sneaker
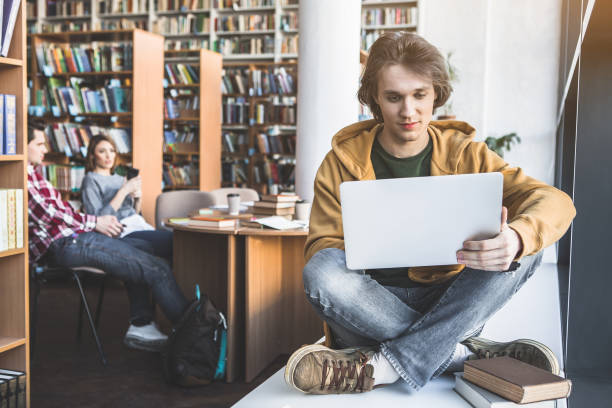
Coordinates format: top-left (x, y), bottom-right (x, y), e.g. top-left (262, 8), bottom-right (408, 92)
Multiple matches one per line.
top-left (124, 322), bottom-right (168, 352)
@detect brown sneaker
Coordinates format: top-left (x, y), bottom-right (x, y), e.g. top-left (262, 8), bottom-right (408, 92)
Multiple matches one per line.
top-left (462, 337), bottom-right (560, 375)
top-left (284, 344), bottom-right (376, 394)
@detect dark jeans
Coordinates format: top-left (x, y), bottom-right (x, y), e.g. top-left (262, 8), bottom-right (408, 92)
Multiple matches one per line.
top-left (46, 232), bottom-right (188, 325)
top-left (125, 230), bottom-right (174, 263)
top-left (303, 248), bottom-right (542, 390)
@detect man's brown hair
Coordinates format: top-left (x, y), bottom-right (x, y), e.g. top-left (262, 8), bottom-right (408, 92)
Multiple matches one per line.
top-left (86, 135), bottom-right (118, 173)
top-left (358, 32), bottom-right (452, 122)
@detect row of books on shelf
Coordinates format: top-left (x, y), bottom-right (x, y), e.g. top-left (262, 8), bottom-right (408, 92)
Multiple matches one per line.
top-left (222, 131), bottom-right (247, 153)
top-left (255, 131), bottom-right (295, 155)
top-left (98, 19), bottom-right (147, 31)
top-left (157, 0), bottom-right (212, 12)
top-left (0, 0), bottom-right (21, 57)
top-left (163, 163), bottom-right (197, 188)
top-left (362, 6), bottom-right (417, 27)
top-left (222, 97), bottom-right (248, 124)
top-left (35, 42), bottom-right (133, 76)
top-left (280, 35), bottom-right (297, 54)
top-left (41, 122), bottom-right (131, 157)
top-left (0, 94), bottom-right (17, 155)
top-left (280, 12), bottom-right (297, 31)
top-left (45, 0), bottom-right (91, 17)
top-left (165, 63), bottom-right (200, 85)
top-left (154, 15), bottom-right (210, 35)
top-left (165, 96), bottom-right (199, 119)
top-left (217, 14), bottom-right (275, 32)
top-left (253, 158), bottom-right (294, 187)
top-left (40, 163), bottom-right (86, 193)
top-left (222, 65), bottom-right (295, 96)
top-left (216, 0), bottom-right (274, 8)
top-left (253, 97), bottom-right (296, 124)
top-left (99, 0), bottom-right (149, 14)
top-left (217, 35), bottom-right (274, 56)
top-left (35, 21), bottom-right (92, 34)
top-left (165, 38), bottom-right (210, 51)
top-left (0, 368), bottom-right (27, 408)
top-left (36, 77), bottom-right (131, 116)
top-left (164, 128), bottom-right (198, 145)
top-left (0, 189), bottom-right (24, 252)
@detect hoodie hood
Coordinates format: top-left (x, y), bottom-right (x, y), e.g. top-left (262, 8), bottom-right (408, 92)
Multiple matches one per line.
top-left (331, 119), bottom-right (478, 179)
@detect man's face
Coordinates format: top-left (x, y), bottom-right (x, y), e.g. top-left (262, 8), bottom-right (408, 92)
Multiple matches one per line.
top-left (28, 130), bottom-right (48, 166)
top-left (374, 64), bottom-right (435, 145)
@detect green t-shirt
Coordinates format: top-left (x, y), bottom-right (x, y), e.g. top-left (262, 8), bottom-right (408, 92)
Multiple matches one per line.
top-left (367, 134), bottom-right (433, 287)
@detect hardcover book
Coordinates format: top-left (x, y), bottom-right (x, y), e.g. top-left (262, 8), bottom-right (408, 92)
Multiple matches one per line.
top-left (3, 94), bottom-right (16, 154)
top-left (188, 216), bottom-right (237, 228)
top-left (1, 0), bottom-right (21, 57)
top-left (464, 357), bottom-right (572, 404)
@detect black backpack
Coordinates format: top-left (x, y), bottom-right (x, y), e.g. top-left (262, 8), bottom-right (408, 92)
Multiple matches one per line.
top-left (162, 291), bottom-right (227, 387)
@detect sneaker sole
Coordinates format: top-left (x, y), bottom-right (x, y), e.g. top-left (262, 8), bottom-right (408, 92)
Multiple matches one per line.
top-left (466, 337), bottom-right (560, 375)
top-left (123, 336), bottom-right (166, 353)
top-left (284, 344), bottom-right (364, 393)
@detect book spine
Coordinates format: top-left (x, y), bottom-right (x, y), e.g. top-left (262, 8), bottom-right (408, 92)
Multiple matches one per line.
top-left (3, 94), bottom-right (16, 154)
top-left (15, 189), bottom-right (23, 249)
top-left (0, 94), bottom-right (4, 154)
top-left (6, 189), bottom-right (16, 249)
top-left (1, 0), bottom-right (22, 57)
top-left (0, 190), bottom-right (8, 251)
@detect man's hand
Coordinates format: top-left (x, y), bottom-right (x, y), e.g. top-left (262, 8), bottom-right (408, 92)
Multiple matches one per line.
top-left (456, 206), bottom-right (523, 271)
top-left (95, 215), bottom-right (123, 238)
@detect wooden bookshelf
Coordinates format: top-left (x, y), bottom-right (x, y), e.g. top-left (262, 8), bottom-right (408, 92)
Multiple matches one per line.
top-left (360, 0), bottom-right (421, 50)
top-left (27, 1), bottom-right (300, 62)
top-left (221, 61), bottom-right (296, 194)
top-left (29, 29), bottom-right (164, 224)
top-left (0, 0), bottom-right (30, 404)
top-left (163, 48), bottom-right (222, 192)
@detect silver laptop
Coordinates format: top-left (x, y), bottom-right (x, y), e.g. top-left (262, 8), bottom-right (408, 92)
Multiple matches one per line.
top-left (340, 173), bottom-right (503, 270)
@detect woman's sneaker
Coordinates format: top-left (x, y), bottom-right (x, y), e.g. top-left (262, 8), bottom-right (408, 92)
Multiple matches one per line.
top-left (285, 344), bottom-right (376, 394)
top-left (124, 322), bottom-right (168, 352)
top-left (462, 337), bottom-right (560, 375)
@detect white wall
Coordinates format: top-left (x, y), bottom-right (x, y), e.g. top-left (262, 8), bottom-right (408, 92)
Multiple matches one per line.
top-left (424, 0), bottom-right (563, 261)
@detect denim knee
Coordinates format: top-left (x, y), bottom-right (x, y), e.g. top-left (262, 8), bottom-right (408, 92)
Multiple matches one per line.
top-left (303, 248), bottom-right (352, 299)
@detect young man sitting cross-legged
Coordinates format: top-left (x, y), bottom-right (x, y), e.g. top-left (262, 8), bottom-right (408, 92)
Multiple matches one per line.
top-left (27, 124), bottom-right (189, 352)
top-left (284, 32), bottom-right (576, 394)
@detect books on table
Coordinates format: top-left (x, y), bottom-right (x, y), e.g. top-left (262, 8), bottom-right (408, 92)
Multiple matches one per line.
top-left (454, 372), bottom-right (556, 408)
top-left (188, 216), bottom-right (237, 229)
top-left (463, 357), bottom-right (572, 405)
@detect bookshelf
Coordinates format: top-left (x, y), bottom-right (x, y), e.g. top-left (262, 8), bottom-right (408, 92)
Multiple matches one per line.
top-left (0, 0), bottom-right (30, 405)
top-left (27, 0), bottom-right (299, 62)
top-left (221, 61), bottom-right (296, 194)
top-left (29, 29), bottom-right (164, 224)
top-left (360, 0), bottom-right (421, 50)
top-left (163, 48), bottom-right (222, 191)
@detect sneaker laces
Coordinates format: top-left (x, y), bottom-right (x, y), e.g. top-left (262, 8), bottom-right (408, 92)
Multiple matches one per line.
top-left (320, 351), bottom-right (370, 392)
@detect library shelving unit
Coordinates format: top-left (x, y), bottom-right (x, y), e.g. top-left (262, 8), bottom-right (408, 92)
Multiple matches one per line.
top-left (163, 48), bottom-right (222, 191)
top-left (27, 0), bottom-right (299, 62)
top-left (0, 0), bottom-right (30, 405)
top-left (29, 29), bottom-right (164, 224)
top-left (221, 61), bottom-right (296, 194)
top-left (361, 0), bottom-right (422, 50)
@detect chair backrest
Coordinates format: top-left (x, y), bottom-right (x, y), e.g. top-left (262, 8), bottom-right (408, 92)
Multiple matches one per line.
top-left (209, 187), bottom-right (260, 206)
top-left (155, 190), bottom-right (217, 230)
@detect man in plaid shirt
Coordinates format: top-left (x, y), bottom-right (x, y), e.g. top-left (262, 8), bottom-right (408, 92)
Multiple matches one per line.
top-left (28, 125), bottom-right (188, 352)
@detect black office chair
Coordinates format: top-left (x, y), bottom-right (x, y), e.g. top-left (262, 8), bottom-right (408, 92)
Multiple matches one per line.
top-left (30, 263), bottom-right (109, 365)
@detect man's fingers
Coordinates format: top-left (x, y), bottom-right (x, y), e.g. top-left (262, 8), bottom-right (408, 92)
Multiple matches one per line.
top-left (457, 248), bottom-right (509, 263)
top-left (501, 206), bottom-right (508, 228)
top-left (462, 234), bottom-right (504, 251)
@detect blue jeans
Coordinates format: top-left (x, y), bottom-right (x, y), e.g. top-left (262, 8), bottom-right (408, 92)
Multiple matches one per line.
top-left (45, 232), bottom-right (188, 325)
top-left (303, 248), bottom-right (542, 390)
top-left (125, 230), bottom-right (173, 263)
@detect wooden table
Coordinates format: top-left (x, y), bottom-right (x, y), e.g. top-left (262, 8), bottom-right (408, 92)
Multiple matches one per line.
top-left (166, 222), bottom-right (323, 382)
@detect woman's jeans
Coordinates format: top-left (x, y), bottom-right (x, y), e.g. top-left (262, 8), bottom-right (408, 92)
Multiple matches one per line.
top-left (303, 248), bottom-right (542, 390)
top-left (45, 232), bottom-right (188, 325)
top-left (125, 229), bottom-right (174, 263)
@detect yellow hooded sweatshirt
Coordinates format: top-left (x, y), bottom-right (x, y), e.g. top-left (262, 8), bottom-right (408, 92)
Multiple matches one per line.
top-left (305, 119), bottom-right (577, 284)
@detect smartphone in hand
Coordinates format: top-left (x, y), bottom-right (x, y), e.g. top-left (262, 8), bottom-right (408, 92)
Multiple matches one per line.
top-left (127, 167), bottom-right (140, 180)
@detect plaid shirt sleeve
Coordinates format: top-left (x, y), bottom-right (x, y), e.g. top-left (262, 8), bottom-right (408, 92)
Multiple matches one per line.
top-left (28, 166), bottom-right (97, 234)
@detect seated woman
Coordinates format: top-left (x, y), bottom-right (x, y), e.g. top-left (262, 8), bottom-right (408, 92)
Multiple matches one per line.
top-left (81, 135), bottom-right (173, 262)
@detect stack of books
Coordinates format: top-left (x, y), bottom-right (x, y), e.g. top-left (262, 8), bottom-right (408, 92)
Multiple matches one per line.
top-left (187, 215), bottom-right (237, 229)
top-left (249, 193), bottom-right (299, 218)
top-left (0, 368), bottom-right (26, 408)
top-left (455, 357), bottom-right (572, 407)
top-left (0, 189), bottom-right (24, 252)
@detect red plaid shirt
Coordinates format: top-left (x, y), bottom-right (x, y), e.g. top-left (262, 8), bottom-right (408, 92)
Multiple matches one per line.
top-left (27, 165), bottom-right (97, 262)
